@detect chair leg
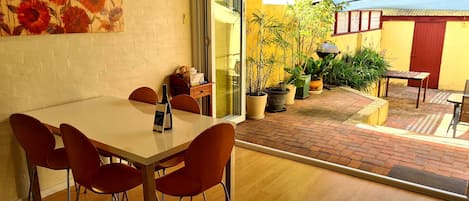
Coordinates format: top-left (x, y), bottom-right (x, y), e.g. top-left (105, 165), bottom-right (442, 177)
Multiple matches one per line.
top-left (202, 192), bottom-right (207, 201)
top-left (179, 196), bottom-right (183, 201)
top-left (75, 185), bottom-right (81, 201)
top-left (221, 182), bottom-right (231, 201)
top-left (67, 169), bottom-right (71, 201)
top-left (27, 167), bottom-right (36, 201)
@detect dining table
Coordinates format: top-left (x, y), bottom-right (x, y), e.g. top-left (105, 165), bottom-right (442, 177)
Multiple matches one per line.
top-left (25, 96), bottom-right (233, 201)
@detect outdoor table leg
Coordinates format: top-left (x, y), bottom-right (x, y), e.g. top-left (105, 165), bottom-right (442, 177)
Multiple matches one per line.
top-left (416, 79), bottom-right (423, 108)
top-left (141, 163), bottom-right (156, 201)
top-left (447, 103), bottom-right (459, 133)
top-left (385, 77), bottom-right (390, 97)
top-left (423, 77), bottom-right (429, 102)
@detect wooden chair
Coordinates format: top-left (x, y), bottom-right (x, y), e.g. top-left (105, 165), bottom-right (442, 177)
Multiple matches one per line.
top-left (60, 124), bottom-right (142, 201)
top-left (155, 123), bottom-right (235, 201)
top-left (9, 113), bottom-right (71, 201)
top-left (171, 94), bottom-right (201, 115)
top-left (128, 86), bottom-right (158, 105)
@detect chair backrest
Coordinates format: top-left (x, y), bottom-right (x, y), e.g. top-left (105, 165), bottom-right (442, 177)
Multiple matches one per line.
top-left (9, 113), bottom-right (56, 167)
top-left (128, 87), bottom-right (158, 105)
top-left (60, 124), bottom-right (101, 189)
top-left (170, 94), bottom-right (201, 114)
top-left (460, 95), bottom-right (469, 123)
top-left (464, 80), bottom-right (469, 94)
top-left (184, 123), bottom-right (235, 190)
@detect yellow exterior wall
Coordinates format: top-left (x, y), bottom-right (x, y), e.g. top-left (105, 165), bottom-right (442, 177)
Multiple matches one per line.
top-left (0, 0), bottom-right (192, 200)
top-left (440, 21), bottom-right (469, 91)
top-left (332, 30), bottom-right (382, 55)
top-left (380, 21), bottom-right (415, 85)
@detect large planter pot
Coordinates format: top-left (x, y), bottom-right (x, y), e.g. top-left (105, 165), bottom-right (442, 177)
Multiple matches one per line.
top-left (265, 87), bottom-right (289, 112)
top-left (309, 78), bottom-right (323, 94)
top-left (246, 93), bottom-right (267, 120)
top-left (285, 85), bottom-right (296, 105)
top-left (295, 74), bottom-right (311, 99)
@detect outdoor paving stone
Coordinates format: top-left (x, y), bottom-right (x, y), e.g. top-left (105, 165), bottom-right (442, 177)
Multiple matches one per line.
top-left (236, 86), bottom-right (469, 187)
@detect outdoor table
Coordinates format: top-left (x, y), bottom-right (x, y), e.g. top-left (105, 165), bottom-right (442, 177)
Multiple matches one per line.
top-left (25, 96), bottom-right (233, 201)
top-left (378, 70), bottom-right (430, 108)
top-left (447, 93), bottom-right (463, 138)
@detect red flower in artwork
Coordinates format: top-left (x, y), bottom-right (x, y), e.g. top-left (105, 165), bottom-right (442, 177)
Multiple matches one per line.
top-left (79, 0), bottom-right (106, 13)
top-left (50, 0), bottom-right (67, 6)
top-left (17, 0), bottom-right (51, 34)
top-left (62, 7), bottom-right (90, 33)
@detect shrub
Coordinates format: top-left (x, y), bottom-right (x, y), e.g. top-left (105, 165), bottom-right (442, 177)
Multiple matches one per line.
top-left (324, 48), bottom-right (390, 90)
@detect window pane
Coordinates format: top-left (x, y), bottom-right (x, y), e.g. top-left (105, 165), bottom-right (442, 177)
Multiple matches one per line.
top-left (370, 11), bottom-right (381, 29)
top-left (350, 11), bottom-right (360, 32)
top-left (361, 11), bottom-right (369, 31)
top-left (336, 12), bottom-right (349, 34)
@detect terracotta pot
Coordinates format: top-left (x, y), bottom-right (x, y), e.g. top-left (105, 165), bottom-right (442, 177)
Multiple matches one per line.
top-left (246, 93), bottom-right (267, 120)
top-left (285, 85), bottom-right (296, 105)
top-left (309, 78), bottom-right (323, 94)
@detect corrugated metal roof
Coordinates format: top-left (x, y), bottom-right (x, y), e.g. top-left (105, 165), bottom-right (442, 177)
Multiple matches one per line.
top-left (334, 0), bottom-right (469, 11)
top-left (382, 9), bottom-right (469, 17)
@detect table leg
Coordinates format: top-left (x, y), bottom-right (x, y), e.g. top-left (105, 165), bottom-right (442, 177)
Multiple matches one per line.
top-left (416, 79), bottom-right (423, 108)
top-left (385, 78), bottom-right (390, 97)
top-left (447, 103), bottom-right (458, 133)
top-left (225, 157), bottom-right (231, 201)
top-left (142, 164), bottom-right (156, 201)
top-left (377, 79), bottom-right (381, 97)
top-left (453, 104), bottom-right (461, 138)
top-left (423, 77), bottom-right (429, 102)
top-left (27, 160), bottom-right (41, 201)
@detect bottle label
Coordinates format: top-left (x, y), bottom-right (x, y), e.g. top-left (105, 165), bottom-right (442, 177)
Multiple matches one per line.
top-left (153, 103), bottom-right (167, 133)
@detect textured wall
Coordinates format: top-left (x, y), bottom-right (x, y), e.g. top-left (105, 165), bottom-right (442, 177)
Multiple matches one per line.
top-left (0, 0), bottom-right (192, 200)
top-left (440, 21), bottom-right (469, 91)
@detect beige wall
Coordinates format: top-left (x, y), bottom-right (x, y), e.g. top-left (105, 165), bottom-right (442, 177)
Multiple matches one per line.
top-left (0, 0), bottom-right (192, 200)
top-left (440, 21), bottom-right (469, 91)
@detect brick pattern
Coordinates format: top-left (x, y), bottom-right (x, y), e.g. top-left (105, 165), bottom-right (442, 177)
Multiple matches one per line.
top-left (236, 87), bottom-right (469, 186)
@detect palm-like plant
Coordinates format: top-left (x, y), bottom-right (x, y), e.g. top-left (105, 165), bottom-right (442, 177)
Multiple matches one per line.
top-left (247, 10), bottom-right (284, 96)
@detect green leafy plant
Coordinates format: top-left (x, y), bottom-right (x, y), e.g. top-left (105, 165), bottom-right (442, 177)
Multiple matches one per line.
top-left (325, 48), bottom-right (390, 90)
top-left (303, 54), bottom-right (335, 80)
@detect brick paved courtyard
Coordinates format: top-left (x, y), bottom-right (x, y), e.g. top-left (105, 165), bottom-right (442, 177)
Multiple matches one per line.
top-left (236, 85), bottom-right (469, 194)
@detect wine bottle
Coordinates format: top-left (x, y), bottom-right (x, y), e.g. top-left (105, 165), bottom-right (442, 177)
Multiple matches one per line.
top-left (161, 84), bottom-right (172, 130)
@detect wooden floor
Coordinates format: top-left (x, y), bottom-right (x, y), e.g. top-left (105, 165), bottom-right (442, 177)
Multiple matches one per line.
top-left (44, 147), bottom-right (441, 201)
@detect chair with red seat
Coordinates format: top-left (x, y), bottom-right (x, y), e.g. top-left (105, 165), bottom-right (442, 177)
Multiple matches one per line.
top-left (155, 123), bottom-right (235, 201)
top-left (129, 86), bottom-right (158, 105)
top-left (170, 94), bottom-right (201, 115)
top-left (60, 123), bottom-right (142, 201)
top-left (9, 113), bottom-right (71, 201)
top-left (156, 94), bottom-right (201, 174)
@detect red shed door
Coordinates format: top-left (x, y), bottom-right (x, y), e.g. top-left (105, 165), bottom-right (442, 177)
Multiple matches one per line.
top-left (409, 21), bottom-right (446, 89)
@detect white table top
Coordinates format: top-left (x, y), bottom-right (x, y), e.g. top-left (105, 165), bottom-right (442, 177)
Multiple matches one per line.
top-left (25, 96), bottom-right (227, 165)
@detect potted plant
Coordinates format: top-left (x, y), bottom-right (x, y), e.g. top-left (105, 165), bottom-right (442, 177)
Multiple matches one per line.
top-left (246, 10), bottom-right (280, 119)
top-left (265, 21), bottom-right (292, 111)
top-left (304, 54), bottom-right (335, 94)
top-left (283, 0), bottom-right (342, 98)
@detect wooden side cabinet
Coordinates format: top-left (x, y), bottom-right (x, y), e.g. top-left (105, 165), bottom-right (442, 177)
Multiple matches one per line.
top-left (170, 74), bottom-right (212, 116)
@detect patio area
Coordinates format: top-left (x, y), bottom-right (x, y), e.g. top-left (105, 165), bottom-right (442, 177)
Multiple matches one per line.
top-left (236, 84), bottom-right (469, 195)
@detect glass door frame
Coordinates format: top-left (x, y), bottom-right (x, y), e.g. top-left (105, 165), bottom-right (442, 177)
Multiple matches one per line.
top-left (192, 0), bottom-right (246, 123)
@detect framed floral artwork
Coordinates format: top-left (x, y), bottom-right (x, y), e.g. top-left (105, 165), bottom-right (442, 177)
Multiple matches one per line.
top-left (0, 0), bottom-right (123, 36)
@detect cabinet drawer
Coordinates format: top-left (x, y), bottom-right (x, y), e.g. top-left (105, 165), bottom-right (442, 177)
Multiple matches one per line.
top-left (190, 84), bottom-right (212, 99)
